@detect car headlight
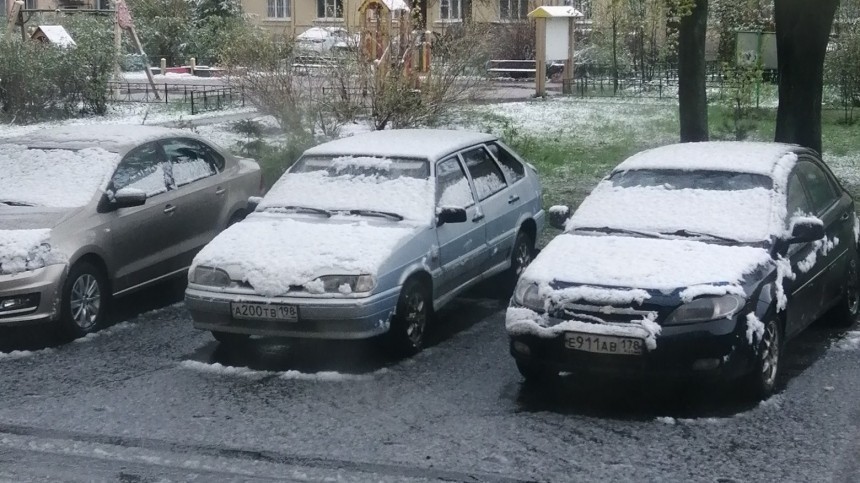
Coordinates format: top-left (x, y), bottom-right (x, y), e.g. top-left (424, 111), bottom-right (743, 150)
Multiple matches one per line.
top-left (664, 295), bottom-right (744, 325)
top-left (190, 266), bottom-right (231, 287)
top-left (312, 275), bottom-right (375, 294)
top-left (513, 281), bottom-right (544, 312)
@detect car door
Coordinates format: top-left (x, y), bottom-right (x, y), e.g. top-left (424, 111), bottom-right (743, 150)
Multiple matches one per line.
top-left (460, 145), bottom-right (516, 272)
top-left (434, 155), bottom-right (487, 296)
top-left (487, 139), bottom-right (532, 228)
top-left (784, 171), bottom-right (820, 337)
top-left (108, 141), bottom-right (180, 293)
top-left (159, 137), bottom-right (230, 272)
top-left (795, 158), bottom-right (854, 310)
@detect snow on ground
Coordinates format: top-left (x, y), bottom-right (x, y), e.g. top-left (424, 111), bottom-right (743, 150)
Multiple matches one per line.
top-left (0, 347), bottom-right (54, 362)
top-left (833, 331), bottom-right (860, 351)
top-left (180, 360), bottom-right (377, 382)
top-left (72, 321), bottom-right (138, 344)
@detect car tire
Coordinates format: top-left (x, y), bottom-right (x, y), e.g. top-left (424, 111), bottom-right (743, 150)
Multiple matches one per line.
top-left (830, 256), bottom-right (860, 327)
top-left (226, 211), bottom-right (246, 229)
top-left (515, 359), bottom-right (557, 383)
top-left (384, 277), bottom-right (431, 358)
top-left (742, 316), bottom-right (782, 400)
top-left (502, 230), bottom-right (535, 293)
top-left (59, 261), bottom-right (109, 340)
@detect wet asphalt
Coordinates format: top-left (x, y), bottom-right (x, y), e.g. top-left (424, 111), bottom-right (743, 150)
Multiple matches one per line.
top-left (0, 279), bottom-right (858, 482)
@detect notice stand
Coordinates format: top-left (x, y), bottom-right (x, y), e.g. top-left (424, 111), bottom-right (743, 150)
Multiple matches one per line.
top-left (527, 6), bottom-right (583, 98)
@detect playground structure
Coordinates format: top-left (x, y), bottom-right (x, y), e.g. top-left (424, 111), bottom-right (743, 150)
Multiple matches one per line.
top-left (357, 0), bottom-right (432, 89)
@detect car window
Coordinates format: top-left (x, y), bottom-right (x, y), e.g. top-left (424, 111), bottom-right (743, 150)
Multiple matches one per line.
top-left (111, 142), bottom-right (168, 197)
top-left (161, 138), bottom-right (222, 187)
top-left (487, 142), bottom-right (525, 183)
top-left (786, 173), bottom-right (813, 226)
top-left (795, 161), bottom-right (839, 215)
top-left (461, 147), bottom-right (507, 201)
top-left (436, 156), bottom-right (474, 208)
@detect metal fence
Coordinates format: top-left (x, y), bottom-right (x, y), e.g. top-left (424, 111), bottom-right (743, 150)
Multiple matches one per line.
top-left (106, 82), bottom-right (244, 114)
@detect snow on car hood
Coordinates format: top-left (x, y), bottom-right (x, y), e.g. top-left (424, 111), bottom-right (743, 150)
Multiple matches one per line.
top-left (567, 182), bottom-right (779, 243)
top-left (258, 171), bottom-right (435, 224)
top-left (191, 214), bottom-right (421, 296)
top-left (0, 144), bottom-right (120, 208)
top-left (0, 229), bottom-right (66, 275)
top-left (522, 234), bottom-right (772, 305)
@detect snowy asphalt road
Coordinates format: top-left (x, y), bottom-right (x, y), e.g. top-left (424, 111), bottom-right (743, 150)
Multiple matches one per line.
top-left (0, 281), bottom-right (858, 482)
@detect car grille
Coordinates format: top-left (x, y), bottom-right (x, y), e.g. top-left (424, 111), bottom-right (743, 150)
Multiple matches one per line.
top-left (237, 281), bottom-right (307, 293)
top-left (554, 303), bottom-right (658, 324)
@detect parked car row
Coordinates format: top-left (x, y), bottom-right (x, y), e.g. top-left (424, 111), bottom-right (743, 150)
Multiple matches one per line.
top-left (1, 127), bottom-right (856, 401)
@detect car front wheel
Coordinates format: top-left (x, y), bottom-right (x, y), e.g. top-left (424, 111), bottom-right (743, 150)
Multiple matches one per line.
top-left (59, 261), bottom-right (108, 339)
top-left (384, 277), bottom-right (431, 358)
top-left (830, 256), bottom-right (860, 327)
top-left (743, 317), bottom-right (782, 400)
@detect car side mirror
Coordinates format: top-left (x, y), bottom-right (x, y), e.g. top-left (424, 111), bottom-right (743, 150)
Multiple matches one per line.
top-left (247, 196), bottom-right (262, 213)
top-left (549, 205), bottom-right (570, 230)
top-left (787, 217), bottom-right (825, 244)
top-left (113, 188), bottom-right (147, 209)
top-left (437, 207), bottom-right (467, 226)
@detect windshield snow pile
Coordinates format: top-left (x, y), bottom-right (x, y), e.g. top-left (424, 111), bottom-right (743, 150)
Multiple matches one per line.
top-left (0, 144), bottom-right (119, 208)
top-left (260, 156), bottom-right (434, 223)
top-left (0, 229), bottom-right (65, 275)
top-left (191, 215), bottom-right (417, 296)
top-left (569, 143), bottom-right (798, 242)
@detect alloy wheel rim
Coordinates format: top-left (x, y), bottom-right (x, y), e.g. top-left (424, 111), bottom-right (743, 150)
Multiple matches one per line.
top-left (404, 290), bottom-right (426, 346)
top-left (514, 242), bottom-right (532, 277)
top-left (70, 274), bottom-right (101, 331)
top-left (760, 321), bottom-right (780, 388)
top-left (847, 260), bottom-right (860, 316)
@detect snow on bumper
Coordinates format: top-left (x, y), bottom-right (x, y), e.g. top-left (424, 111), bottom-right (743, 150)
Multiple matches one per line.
top-left (506, 306), bottom-right (662, 350)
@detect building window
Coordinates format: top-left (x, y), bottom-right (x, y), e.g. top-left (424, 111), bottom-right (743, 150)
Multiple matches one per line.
top-left (268, 0), bottom-right (290, 18)
top-left (440, 0), bottom-right (461, 20)
top-left (499, 0), bottom-right (528, 20)
top-left (317, 0), bottom-right (342, 19)
top-left (98, 0), bottom-right (111, 10)
top-left (25, 0), bottom-right (36, 10)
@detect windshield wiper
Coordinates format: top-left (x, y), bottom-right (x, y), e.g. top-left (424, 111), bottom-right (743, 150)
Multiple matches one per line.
top-left (573, 226), bottom-right (663, 239)
top-left (663, 229), bottom-right (740, 244)
top-left (268, 205), bottom-right (331, 217)
top-left (346, 209), bottom-right (403, 221)
top-left (0, 200), bottom-right (36, 207)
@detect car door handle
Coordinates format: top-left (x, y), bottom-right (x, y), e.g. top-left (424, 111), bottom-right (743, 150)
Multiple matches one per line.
top-left (841, 212), bottom-right (850, 222)
top-left (507, 195), bottom-right (520, 204)
top-left (215, 187), bottom-right (226, 196)
top-left (472, 214), bottom-right (485, 222)
top-left (163, 205), bottom-right (176, 215)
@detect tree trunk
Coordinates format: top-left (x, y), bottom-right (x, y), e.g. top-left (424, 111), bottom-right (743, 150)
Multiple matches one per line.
top-left (677, 0), bottom-right (709, 142)
top-left (774, 0), bottom-right (839, 155)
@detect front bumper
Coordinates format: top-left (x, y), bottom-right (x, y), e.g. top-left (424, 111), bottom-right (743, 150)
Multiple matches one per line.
top-left (186, 285), bottom-right (401, 339)
top-left (506, 307), bottom-right (754, 381)
top-left (0, 264), bottom-right (67, 326)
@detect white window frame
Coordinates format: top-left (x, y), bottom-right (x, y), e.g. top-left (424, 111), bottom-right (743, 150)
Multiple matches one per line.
top-left (317, 0), bottom-right (343, 19)
top-left (499, 0), bottom-right (529, 20)
top-left (439, 0), bottom-right (462, 21)
top-left (267, 0), bottom-right (291, 19)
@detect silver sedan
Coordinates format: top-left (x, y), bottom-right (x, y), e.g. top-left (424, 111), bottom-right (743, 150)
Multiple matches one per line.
top-left (186, 129), bottom-right (544, 356)
top-left (0, 125), bottom-right (261, 338)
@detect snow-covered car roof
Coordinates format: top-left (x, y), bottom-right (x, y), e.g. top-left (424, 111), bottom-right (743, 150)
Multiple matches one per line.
top-left (614, 141), bottom-right (805, 175)
top-left (2, 125), bottom-right (191, 154)
top-left (297, 27), bottom-right (345, 39)
top-left (302, 129), bottom-right (498, 162)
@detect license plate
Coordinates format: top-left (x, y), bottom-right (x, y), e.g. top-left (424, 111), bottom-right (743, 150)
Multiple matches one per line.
top-left (564, 332), bottom-right (643, 355)
top-left (231, 302), bottom-right (298, 322)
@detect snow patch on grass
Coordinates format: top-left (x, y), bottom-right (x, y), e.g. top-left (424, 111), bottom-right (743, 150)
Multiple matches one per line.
top-left (655, 416), bottom-right (676, 425)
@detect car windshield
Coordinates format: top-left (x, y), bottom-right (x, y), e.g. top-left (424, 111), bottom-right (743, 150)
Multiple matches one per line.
top-left (0, 144), bottom-right (120, 208)
top-left (610, 169), bottom-right (773, 191)
top-left (259, 155), bottom-right (434, 223)
top-left (569, 168), bottom-right (777, 244)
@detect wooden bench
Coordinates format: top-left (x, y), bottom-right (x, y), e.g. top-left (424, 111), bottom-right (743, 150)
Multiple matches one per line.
top-left (486, 59), bottom-right (565, 79)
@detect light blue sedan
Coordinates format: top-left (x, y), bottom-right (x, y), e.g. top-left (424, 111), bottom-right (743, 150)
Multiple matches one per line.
top-left (185, 129), bottom-right (544, 356)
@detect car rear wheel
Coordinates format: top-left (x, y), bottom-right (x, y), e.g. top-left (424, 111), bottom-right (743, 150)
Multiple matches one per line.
top-left (59, 261), bottom-right (108, 339)
top-left (515, 359), bottom-right (558, 383)
top-left (384, 277), bottom-right (431, 358)
top-left (743, 317), bottom-right (782, 400)
top-left (830, 257), bottom-right (860, 327)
